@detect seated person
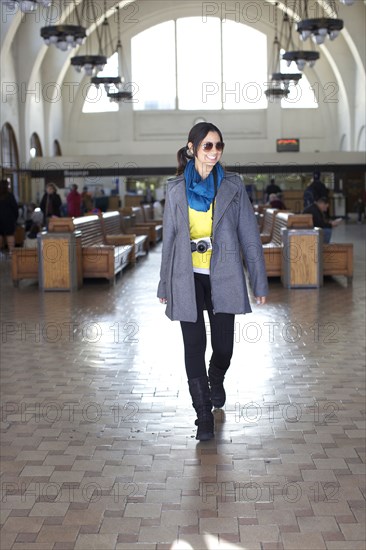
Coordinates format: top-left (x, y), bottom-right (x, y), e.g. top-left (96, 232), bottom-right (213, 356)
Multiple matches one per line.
top-left (303, 196), bottom-right (342, 244)
top-left (24, 222), bottom-right (42, 249)
top-left (268, 193), bottom-right (286, 210)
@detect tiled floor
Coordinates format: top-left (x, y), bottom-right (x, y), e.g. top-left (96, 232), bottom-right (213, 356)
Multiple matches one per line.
top-left (0, 223), bottom-right (365, 550)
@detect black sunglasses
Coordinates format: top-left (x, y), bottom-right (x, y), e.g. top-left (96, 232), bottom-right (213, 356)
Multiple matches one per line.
top-left (201, 141), bottom-right (225, 152)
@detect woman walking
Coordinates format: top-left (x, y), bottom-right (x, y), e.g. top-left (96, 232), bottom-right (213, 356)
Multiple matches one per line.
top-left (157, 122), bottom-right (268, 441)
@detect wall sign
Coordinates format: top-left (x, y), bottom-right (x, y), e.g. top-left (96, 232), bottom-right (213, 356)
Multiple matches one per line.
top-left (277, 138), bottom-right (300, 152)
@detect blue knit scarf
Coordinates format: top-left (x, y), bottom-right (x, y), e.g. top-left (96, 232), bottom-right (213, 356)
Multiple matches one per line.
top-left (184, 160), bottom-right (224, 212)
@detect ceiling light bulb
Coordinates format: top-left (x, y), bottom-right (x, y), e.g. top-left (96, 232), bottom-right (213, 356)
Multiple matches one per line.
top-left (329, 30), bottom-right (340, 40)
top-left (313, 34), bottom-right (325, 45)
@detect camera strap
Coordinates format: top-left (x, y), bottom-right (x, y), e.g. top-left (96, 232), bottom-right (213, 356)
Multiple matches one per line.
top-left (211, 166), bottom-right (218, 240)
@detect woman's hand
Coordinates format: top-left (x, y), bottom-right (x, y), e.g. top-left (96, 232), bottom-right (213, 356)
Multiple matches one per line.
top-left (255, 296), bottom-right (266, 305)
top-left (159, 298), bottom-right (167, 304)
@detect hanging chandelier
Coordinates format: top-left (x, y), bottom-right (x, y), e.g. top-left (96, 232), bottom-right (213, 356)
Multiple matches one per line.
top-left (40, 0), bottom-right (86, 51)
top-left (282, 50), bottom-right (319, 71)
top-left (106, 34), bottom-right (133, 101)
top-left (296, 0), bottom-right (344, 44)
top-left (71, 0), bottom-right (107, 77)
top-left (7, 0), bottom-right (51, 13)
top-left (41, 25), bottom-right (86, 51)
top-left (91, 5), bottom-right (123, 92)
top-left (107, 89), bottom-right (133, 103)
top-left (265, 3), bottom-right (302, 101)
top-left (264, 84), bottom-right (290, 100)
top-left (92, 5), bottom-right (132, 103)
top-left (281, 8), bottom-right (320, 71)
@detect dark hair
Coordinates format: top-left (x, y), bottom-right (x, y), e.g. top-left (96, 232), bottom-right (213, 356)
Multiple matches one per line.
top-left (28, 222), bottom-right (41, 238)
top-left (176, 122), bottom-right (224, 175)
top-left (316, 196), bottom-right (329, 204)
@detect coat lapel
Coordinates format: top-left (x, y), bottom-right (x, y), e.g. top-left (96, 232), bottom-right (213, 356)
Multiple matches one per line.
top-left (213, 177), bottom-right (239, 230)
top-left (171, 177), bottom-right (189, 228)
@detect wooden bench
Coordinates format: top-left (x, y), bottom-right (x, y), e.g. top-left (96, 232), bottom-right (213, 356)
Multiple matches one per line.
top-left (323, 243), bottom-right (353, 283)
top-left (12, 248), bottom-right (39, 286)
top-left (48, 215), bottom-right (134, 283)
top-left (141, 203), bottom-right (163, 224)
top-left (120, 207), bottom-right (162, 245)
top-left (263, 213), bottom-right (314, 277)
top-left (100, 211), bottom-right (149, 260)
top-left (260, 208), bottom-right (279, 243)
top-left (263, 212), bottom-right (353, 283)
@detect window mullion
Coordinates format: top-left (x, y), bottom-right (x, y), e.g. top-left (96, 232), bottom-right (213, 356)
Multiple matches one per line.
top-left (220, 18), bottom-right (223, 110)
top-left (175, 19), bottom-right (178, 110)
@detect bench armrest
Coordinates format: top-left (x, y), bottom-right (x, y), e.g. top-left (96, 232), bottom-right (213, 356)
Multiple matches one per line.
top-left (105, 234), bottom-right (135, 246)
top-left (124, 227), bottom-right (148, 237)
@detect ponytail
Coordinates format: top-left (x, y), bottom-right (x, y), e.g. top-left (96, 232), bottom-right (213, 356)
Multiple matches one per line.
top-left (176, 146), bottom-right (191, 176)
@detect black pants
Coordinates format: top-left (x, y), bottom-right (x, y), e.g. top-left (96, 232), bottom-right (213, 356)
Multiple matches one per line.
top-left (180, 272), bottom-right (235, 380)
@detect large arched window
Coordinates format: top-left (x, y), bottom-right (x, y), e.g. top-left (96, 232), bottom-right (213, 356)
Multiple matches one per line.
top-left (132, 17), bottom-right (268, 110)
top-left (30, 132), bottom-right (43, 158)
top-left (0, 123), bottom-right (19, 170)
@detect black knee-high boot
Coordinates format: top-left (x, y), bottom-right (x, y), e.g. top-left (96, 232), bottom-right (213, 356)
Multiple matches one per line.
top-left (208, 363), bottom-right (228, 408)
top-left (188, 376), bottom-right (214, 441)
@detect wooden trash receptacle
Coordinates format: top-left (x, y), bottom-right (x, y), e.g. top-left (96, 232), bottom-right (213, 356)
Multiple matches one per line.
top-left (281, 228), bottom-right (323, 288)
top-left (38, 230), bottom-right (83, 291)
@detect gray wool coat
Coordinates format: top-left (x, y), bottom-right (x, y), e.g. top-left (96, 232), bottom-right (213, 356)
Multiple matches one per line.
top-left (157, 171), bottom-right (269, 322)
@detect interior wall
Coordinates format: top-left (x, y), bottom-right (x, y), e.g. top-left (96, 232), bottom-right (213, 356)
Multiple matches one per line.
top-left (1, 0), bottom-right (365, 168)
top-left (1, 41), bottom-right (20, 158)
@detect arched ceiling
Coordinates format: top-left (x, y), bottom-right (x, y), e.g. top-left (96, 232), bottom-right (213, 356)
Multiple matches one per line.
top-left (1, 0), bottom-right (364, 92)
top-left (1, 0), bottom-right (365, 159)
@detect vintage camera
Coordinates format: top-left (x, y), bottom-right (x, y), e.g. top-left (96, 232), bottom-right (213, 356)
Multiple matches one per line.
top-left (190, 237), bottom-right (212, 254)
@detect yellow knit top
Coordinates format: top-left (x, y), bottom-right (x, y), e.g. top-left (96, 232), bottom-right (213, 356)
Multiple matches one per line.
top-left (188, 204), bottom-right (213, 274)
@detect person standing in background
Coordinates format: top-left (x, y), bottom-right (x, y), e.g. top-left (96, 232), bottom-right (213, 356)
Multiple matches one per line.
top-left (40, 183), bottom-right (62, 226)
top-left (303, 172), bottom-right (329, 209)
top-left (81, 186), bottom-right (93, 213)
top-left (265, 177), bottom-right (282, 202)
top-left (66, 184), bottom-right (82, 217)
top-left (0, 179), bottom-right (18, 256)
